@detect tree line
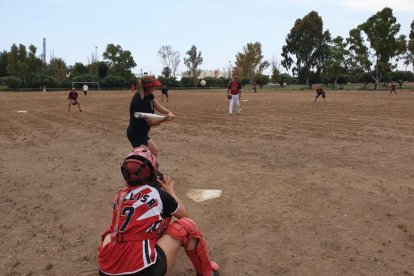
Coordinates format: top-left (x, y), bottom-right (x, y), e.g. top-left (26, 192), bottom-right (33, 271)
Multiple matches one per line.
top-left (0, 7), bottom-right (413, 91)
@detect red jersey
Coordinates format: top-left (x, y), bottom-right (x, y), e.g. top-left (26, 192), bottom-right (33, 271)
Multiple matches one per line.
top-left (316, 87), bottom-right (324, 94)
top-left (68, 91), bottom-right (78, 100)
top-left (98, 184), bottom-right (179, 274)
top-left (228, 81), bottom-right (241, 95)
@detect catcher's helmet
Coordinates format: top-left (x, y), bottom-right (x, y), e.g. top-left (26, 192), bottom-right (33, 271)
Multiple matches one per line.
top-left (121, 147), bottom-right (157, 186)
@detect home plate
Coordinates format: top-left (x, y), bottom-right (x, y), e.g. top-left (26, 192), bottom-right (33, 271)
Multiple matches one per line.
top-left (186, 189), bottom-right (222, 202)
top-left (242, 99), bottom-right (248, 102)
top-left (17, 110), bottom-right (28, 113)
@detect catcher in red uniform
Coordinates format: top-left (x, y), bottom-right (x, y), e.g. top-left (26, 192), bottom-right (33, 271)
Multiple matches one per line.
top-left (98, 147), bottom-right (219, 276)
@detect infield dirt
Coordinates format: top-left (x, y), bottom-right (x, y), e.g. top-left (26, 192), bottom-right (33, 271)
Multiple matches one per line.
top-left (1, 89), bottom-right (413, 275)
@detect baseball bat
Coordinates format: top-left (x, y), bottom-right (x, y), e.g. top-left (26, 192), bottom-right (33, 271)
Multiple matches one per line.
top-left (134, 112), bottom-right (167, 121)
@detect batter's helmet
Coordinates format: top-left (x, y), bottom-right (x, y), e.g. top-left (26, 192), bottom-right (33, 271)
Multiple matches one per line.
top-left (121, 147), bottom-right (157, 186)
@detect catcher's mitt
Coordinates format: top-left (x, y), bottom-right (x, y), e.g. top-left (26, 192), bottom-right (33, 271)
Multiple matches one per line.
top-left (227, 94), bottom-right (232, 100)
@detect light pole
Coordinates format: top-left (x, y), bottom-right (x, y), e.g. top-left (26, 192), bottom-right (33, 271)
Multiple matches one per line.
top-left (228, 60), bottom-right (231, 78)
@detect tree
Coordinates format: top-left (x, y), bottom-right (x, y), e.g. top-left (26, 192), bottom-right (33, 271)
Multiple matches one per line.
top-left (322, 36), bottom-right (350, 89)
top-left (255, 74), bottom-right (270, 88)
top-left (103, 75), bottom-right (126, 88)
top-left (235, 42), bottom-right (269, 83)
top-left (96, 61), bottom-right (109, 79)
top-left (26, 45), bottom-right (45, 84)
top-left (158, 45), bottom-right (180, 77)
top-left (157, 76), bottom-right (179, 87)
top-left (70, 62), bottom-right (88, 78)
top-left (406, 20), bottom-right (414, 69)
top-left (0, 51), bottom-right (9, 78)
top-left (102, 44), bottom-right (136, 79)
top-left (179, 76), bottom-right (195, 87)
top-left (161, 67), bottom-right (172, 78)
top-left (48, 58), bottom-right (67, 82)
top-left (183, 45), bottom-right (203, 86)
top-left (281, 11), bottom-right (331, 88)
top-left (358, 72), bottom-right (375, 89)
top-left (336, 74), bottom-right (349, 89)
top-left (271, 59), bottom-right (281, 87)
top-left (390, 70), bottom-right (414, 88)
top-left (7, 44), bottom-right (29, 86)
top-left (347, 7), bottom-right (406, 90)
top-left (0, 76), bottom-right (21, 88)
top-left (31, 74), bottom-right (60, 88)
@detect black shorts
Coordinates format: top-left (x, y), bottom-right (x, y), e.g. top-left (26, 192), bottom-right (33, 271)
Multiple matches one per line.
top-left (99, 245), bottom-right (167, 276)
top-left (127, 127), bottom-right (150, 148)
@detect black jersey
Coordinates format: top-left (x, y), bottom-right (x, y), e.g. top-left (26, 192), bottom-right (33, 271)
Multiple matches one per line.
top-left (128, 92), bottom-right (155, 133)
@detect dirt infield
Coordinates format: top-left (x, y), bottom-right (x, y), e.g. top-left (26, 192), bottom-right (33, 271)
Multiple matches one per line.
top-left (1, 89), bottom-right (413, 276)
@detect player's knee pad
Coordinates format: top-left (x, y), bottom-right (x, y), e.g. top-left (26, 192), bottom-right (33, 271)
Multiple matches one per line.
top-left (164, 217), bottom-right (200, 246)
top-left (165, 218), bottom-right (217, 276)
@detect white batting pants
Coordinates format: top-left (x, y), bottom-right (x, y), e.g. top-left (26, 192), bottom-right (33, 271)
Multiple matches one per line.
top-left (229, 94), bottom-right (240, 113)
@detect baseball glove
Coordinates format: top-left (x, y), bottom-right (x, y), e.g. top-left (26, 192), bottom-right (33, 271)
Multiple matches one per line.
top-left (227, 94), bottom-right (232, 100)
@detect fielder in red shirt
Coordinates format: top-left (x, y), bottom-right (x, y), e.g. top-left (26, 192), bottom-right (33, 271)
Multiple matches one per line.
top-left (227, 75), bottom-right (242, 114)
top-left (390, 83), bottom-right (397, 95)
top-left (314, 84), bottom-right (326, 103)
top-left (98, 147), bottom-right (219, 276)
top-left (68, 88), bottom-right (82, 112)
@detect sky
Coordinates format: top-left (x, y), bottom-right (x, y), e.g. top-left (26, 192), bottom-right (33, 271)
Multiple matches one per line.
top-left (1, 0), bottom-right (413, 76)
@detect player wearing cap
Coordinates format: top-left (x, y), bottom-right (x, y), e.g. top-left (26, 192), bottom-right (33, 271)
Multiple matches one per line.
top-left (98, 147), bottom-right (219, 276)
top-left (68, 88), bottom-right (82, 112)
top-left (227, 75), bottom-right (242, 114)
top-left (127, 75), bottom-right (175, 157)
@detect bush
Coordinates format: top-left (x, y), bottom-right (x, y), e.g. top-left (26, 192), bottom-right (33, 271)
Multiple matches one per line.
top-left (0, 76), bottom-right (21, 88)
top-left (31, 74), bottom-right (60, 88)
top-left (0, 85), bottom-right (9, 91)
top-left (71, 74), bottom-right (99, 83)
top-left (157, 76), bottom-right (179, 88)
top-left (103, 75), bottom-right (127, 88)
top-left (180, 77), bottom-right (195, 87)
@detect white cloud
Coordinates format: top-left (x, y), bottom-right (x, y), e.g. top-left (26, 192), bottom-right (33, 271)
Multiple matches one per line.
top-left (338, 0), bottom-right (414, 12)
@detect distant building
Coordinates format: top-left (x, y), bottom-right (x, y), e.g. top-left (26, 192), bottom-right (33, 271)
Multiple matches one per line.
top-left (199, 69), bottom-right (227, 79)
top-left (180, 69), bottom-right (228, 79)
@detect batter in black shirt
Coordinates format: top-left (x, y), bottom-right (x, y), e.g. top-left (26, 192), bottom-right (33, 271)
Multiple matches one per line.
top-left (127, 76), bottom-right (175, 156)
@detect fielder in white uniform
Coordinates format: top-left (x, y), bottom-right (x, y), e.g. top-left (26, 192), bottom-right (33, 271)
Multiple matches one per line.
top-left (83, 84), bottom-right (89, 96)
